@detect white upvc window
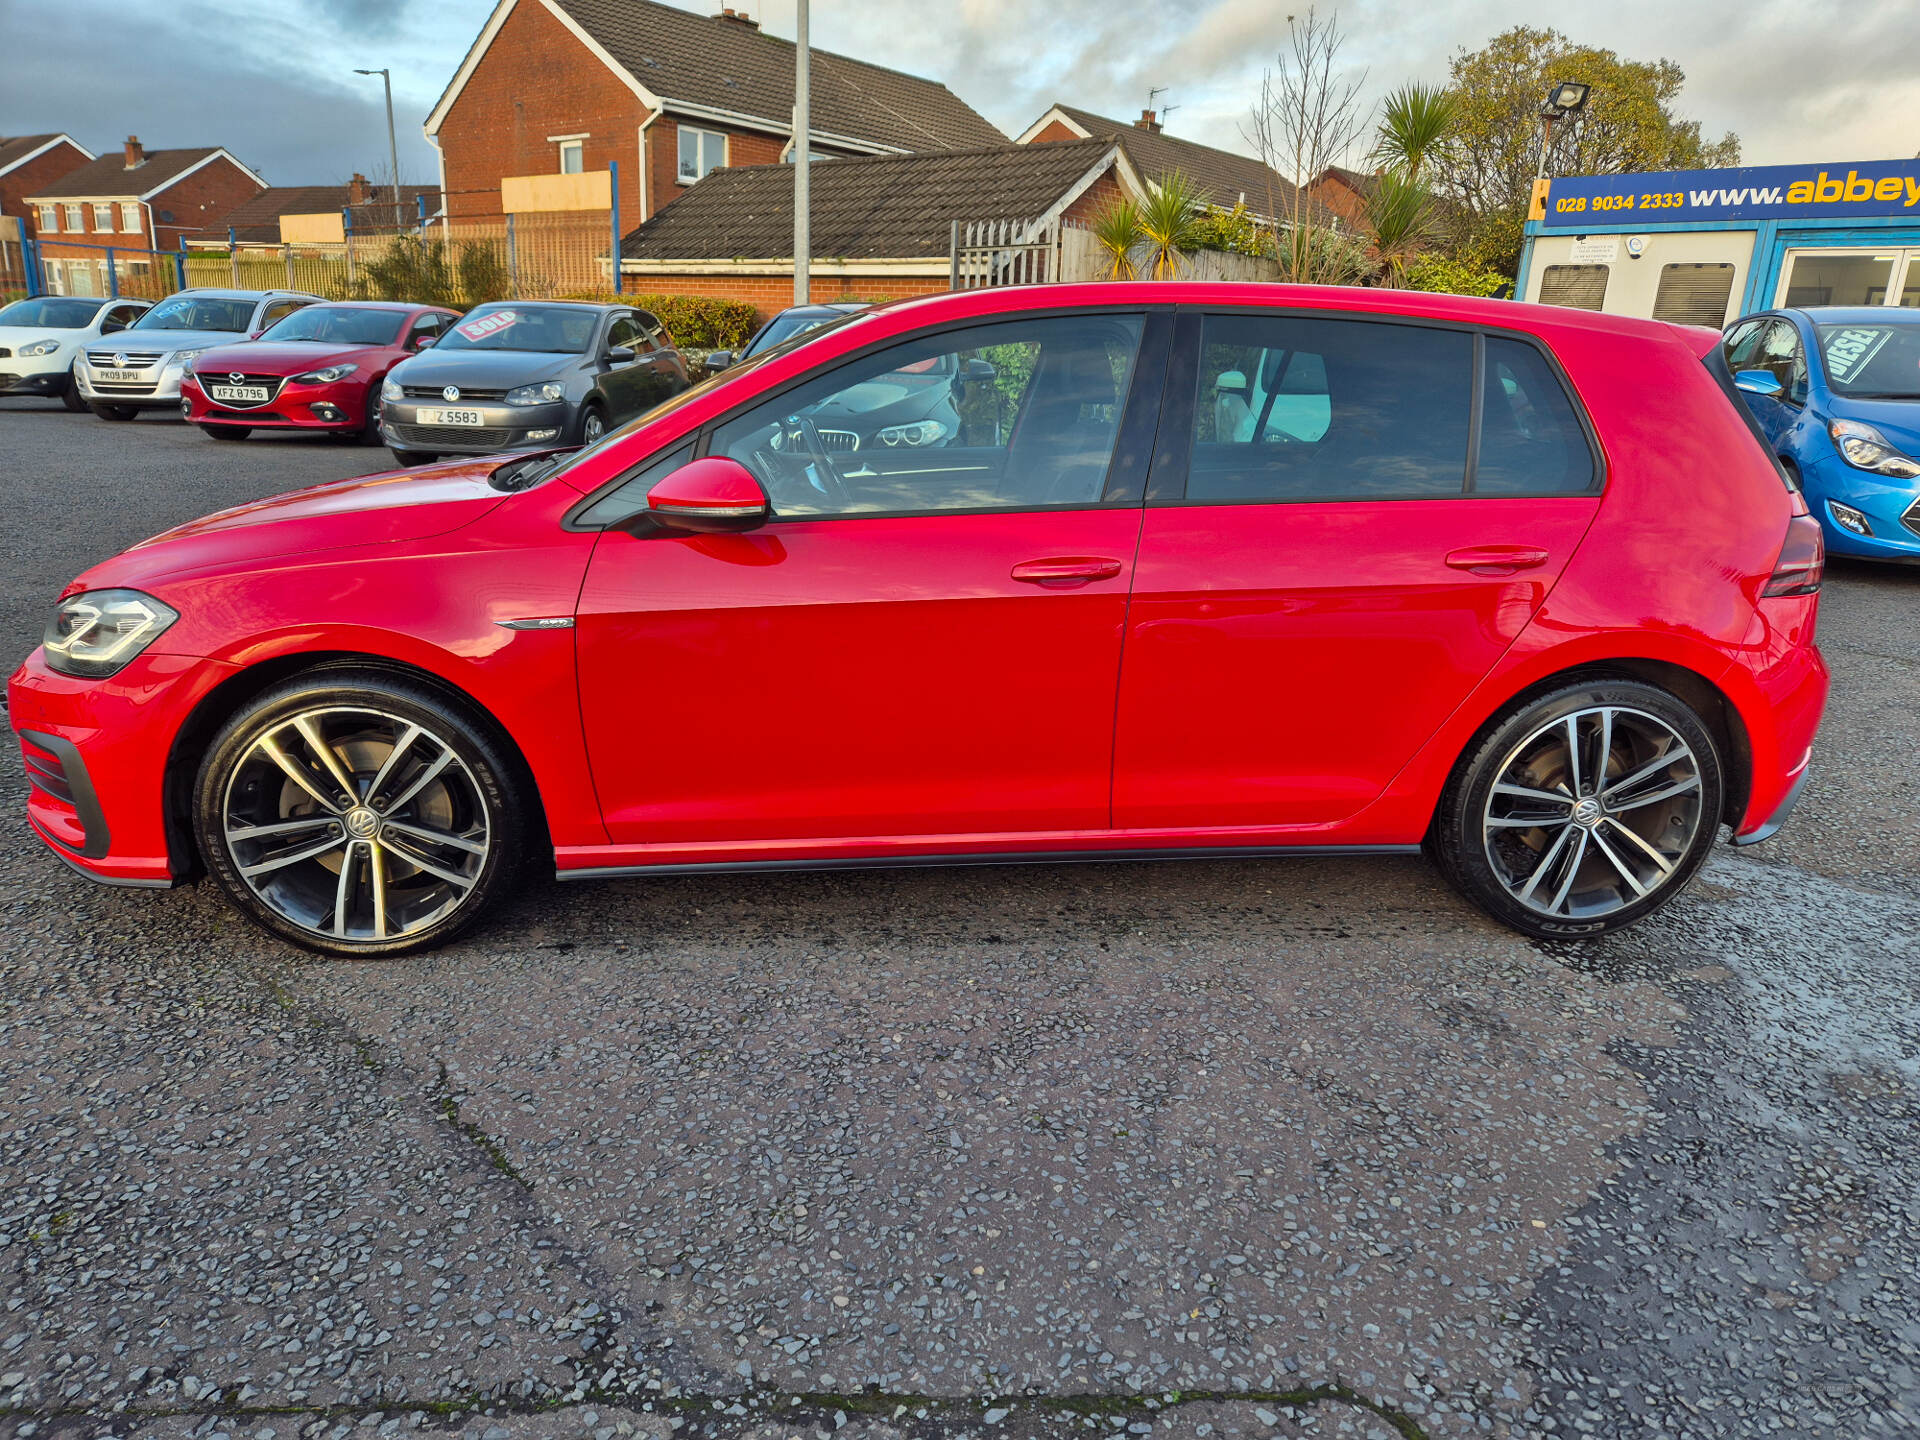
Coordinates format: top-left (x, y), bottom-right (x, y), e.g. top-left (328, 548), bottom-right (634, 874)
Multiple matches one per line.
top-left (63, 203), bottom-right (83, 232)
top-left (37, 204), bottom-right (57, 233)
top-left (92, 202), bottom-right (114, 231)
top-left (558, 138), bottom-right (584, 174)
top-left (120, 202), bottom-right (142, 233)
top-left (677, 126), bottom-right (726, 185)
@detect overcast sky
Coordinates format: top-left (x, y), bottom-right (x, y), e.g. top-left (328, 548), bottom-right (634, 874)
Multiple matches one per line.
top-left (2, 0), bottom-right (1915, 188)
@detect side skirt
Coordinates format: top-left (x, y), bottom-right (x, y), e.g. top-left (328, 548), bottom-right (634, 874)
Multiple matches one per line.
top-left (556, 844), bottom-right (1422, 882)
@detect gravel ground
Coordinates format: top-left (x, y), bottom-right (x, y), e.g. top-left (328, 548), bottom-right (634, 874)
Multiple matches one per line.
top-left (0, 401), bottom-right (1915, 1439)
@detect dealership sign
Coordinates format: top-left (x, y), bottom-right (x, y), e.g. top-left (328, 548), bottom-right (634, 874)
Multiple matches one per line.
top-left (1542, 158), bottom-right (1920, 228)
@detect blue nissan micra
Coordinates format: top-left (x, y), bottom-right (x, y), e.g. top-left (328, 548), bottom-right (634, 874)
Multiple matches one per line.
top-left (1723, 307), bottom-right (1920, 559)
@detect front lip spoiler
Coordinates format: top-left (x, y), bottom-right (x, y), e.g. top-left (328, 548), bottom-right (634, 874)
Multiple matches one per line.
top-left (1731, 763), bottom-right (1811, 847)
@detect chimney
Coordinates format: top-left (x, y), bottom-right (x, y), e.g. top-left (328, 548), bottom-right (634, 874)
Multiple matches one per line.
top-left (714, 6), bottom-right (760, 27)
top-left (1134, 109), bottom-right (1161, 133)
top-left (124, 135), bottom-right (146, 169)
top-left (348, 172), bottom-right (371, 206)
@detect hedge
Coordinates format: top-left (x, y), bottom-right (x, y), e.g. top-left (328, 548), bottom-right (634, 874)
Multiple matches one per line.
top-left (559, 292), bottom-right (757, 349)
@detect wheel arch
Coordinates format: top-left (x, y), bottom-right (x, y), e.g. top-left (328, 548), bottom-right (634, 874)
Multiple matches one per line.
top-left (162, 649), bottom-right (554, 880)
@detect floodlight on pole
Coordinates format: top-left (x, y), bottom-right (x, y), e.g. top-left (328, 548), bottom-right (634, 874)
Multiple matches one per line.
top-left (1536, 79), bottom-right (1593, 181)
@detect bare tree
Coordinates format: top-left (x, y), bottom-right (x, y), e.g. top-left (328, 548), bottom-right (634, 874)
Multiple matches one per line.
top-left (1242, 9), bottom-right (1372, 285)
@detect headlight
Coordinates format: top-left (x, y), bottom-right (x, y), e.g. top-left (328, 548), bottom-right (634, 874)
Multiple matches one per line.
top-left (169, 348), bottom-right (209, 370)
top-left (1829, 419), bottom-right (1920, 478)
top-left (876, 419), bottom-right (950, 448)
top-left (381, 375), bottom-right (404, 402)
top-left (294, 363), bottom-right (357, 384)
top-left (20, 338), bottom-right (62, 357)
top-left (503, 381), bottom-right (565, 406)
top-left (43, 589), bottom-right (179, 678)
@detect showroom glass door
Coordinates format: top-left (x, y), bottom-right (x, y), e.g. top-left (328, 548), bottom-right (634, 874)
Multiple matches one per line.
top-left (1776, 249), bottom-right (1920, 308)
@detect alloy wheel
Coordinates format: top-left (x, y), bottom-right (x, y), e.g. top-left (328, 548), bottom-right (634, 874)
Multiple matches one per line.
top-left (1481, 705), bottom-right (1704, 921)
top-left (219, 706), bottom-right (491, 944)
top-left (582, 408), bottom-right (604, 443)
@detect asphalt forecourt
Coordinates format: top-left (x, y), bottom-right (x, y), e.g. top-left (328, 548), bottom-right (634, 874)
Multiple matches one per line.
top-left (2, 401), bottom-right (1915, 1438)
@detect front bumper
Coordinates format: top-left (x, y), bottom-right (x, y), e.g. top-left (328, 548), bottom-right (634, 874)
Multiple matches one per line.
top-left (1800, 453), bottom-right (1920, 560)
top-left (74, 356), bottom-right (189, 407)
top-left (0, 368), bottom-right (73, 396)
top-left (8, 648), bottom-right (238, 887)
top-left (181, 373), bottom-right (371, 431)
top-left (380, 397), bottom-right (570, 454)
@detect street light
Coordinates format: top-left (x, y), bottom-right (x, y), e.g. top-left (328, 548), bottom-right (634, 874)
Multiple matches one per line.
top-left (1536, 79), bottom-right (1592, 180)
top-left (354, 67), bottom-right (404, 231)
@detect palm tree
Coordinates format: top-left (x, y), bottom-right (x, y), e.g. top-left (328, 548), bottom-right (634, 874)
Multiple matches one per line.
top-left (1090, 198), bottom-right (1143, 280)
top-left (1364, 168), bottom-right (1435, 287)
top-left (1137, 170), bottom-right (1206, 280)
top-left (1374, 82), bottom-right (1456, 183)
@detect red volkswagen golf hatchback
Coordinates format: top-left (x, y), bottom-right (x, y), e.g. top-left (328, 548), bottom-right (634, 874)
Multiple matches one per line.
top-left (10, 284), bottom-right (1828, 956)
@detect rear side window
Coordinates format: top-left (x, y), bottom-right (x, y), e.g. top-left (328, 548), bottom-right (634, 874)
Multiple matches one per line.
top-left (1539, 264), bottom-right (1610, 311)
top-left (1475, 338), bottom-right (1596, 495)
top-left (1190, 313), bottom-right (1471, 500)
top-left (1651, 263), bottom-right (1737, 328)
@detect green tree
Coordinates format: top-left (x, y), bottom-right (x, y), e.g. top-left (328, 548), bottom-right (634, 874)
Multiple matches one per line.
top-left (1090, 197), bottom-right (1142, 280)
top-left (1374, 82), bottom-right (1457, 183)
top-left (1432, 27), bottom-right (1739, 275)
top-left (1137, 171), bottom-right (1207, 280)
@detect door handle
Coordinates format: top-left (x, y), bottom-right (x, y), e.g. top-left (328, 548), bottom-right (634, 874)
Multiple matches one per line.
top-left (1010, 556), bottom-right (1125, 586)
top-left (1445, 545), bottom-right (1550, 576)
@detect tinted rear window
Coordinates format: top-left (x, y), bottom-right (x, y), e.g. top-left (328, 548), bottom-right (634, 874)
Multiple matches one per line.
top-left (1475, 338), bottom-right (1596, 495)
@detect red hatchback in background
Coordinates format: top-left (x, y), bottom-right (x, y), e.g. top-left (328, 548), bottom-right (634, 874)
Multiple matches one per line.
top-left (10, 283), bottom-right (1828, 957)
top-left (182, 301), bottom-right (461, 444)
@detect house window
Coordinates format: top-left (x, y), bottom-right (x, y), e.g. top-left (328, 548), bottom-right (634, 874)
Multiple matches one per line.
top-left (63, 203), bottom-right (84, 232)
top-left (120, 202), bottom-right (142, 233)
top-left (92, 202), bottom-right (114, 231)
top-left (677, 126), bottom-right (726, 185)
top-left (558, 138), bottom-right (584, 174)
top-left (38, 204), bottom-right (57, 233)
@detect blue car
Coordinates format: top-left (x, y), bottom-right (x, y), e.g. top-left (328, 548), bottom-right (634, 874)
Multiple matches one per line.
top-left (1722, 307), bottom-right (1920, 560)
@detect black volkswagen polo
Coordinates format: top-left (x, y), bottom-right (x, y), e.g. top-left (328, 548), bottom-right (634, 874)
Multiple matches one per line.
top-left (378, 300), bottom-right (690, 466)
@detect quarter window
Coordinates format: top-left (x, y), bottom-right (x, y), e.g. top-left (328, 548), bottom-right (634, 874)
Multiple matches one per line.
top-left (1474, 338), bottom-right (1596, 495)
top-left (1189, 313), bottom-right (1471, 500)
top-left (1538, 263), bottom-right (1610, 311)
top-left (677, 126), bottom-right (727, 185)
top-left (709, 314), bottom-right (1145, 517)
top-left (1651, 262), bottom-right (1737, 328)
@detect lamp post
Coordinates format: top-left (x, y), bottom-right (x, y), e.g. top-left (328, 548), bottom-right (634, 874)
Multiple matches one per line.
top-left (793, 0), bottom-right (810, 306)
top-left (1536, 80), bottom-right (1592, 181)
top-left (354, 67), bottom-right (404, 230)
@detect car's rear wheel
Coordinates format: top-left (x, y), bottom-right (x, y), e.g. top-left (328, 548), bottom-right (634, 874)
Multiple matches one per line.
top-left (201, 424), bottom-right (251, 440)
top-left (89, 402), bottom-right (138, 421)
top-left (1427, 678), bottom-right (1723, 939)
top-left (193, 670), bottom-right (532, 957)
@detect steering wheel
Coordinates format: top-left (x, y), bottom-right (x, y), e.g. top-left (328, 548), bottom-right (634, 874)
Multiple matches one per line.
top-left (789, 416), bottom-right (852, 507)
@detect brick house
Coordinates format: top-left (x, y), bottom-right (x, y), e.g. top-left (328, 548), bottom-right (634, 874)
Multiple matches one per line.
top-left (0, 134), bottom-right (95, 231)
top-left (1017, 104), bottom-right (1309, 223)
top-left (617, 137), bottom-right (1145, 322)
top-left (24, 137), bottom-right (265, 295)
top-left (426, 0), bottom-right (1005, 225)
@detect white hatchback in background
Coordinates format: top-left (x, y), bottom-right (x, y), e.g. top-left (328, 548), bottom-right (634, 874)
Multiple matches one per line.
top-left (0, 295), bottom-right (152, 411)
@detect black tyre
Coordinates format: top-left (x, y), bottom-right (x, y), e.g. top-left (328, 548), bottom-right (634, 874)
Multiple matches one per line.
top-left (90, 402), bottom-right (139, 421)
top-left (1427, 678), bottom-right (1723, 939)
top-left (61, 374), bottom-right (88, 412)
top-left (579, 401), bottom-right (608, 445)
top-left (201, 424), bottom-right (251, 440)
top-left (357, 388), bottom-right (385, 446)
top-left (193, 669), bottom-right (534, 957)
top-left (389, 447), bottom-right (437, 467)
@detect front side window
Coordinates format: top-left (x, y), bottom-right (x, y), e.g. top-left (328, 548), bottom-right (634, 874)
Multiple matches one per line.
top-left (119, 202), bottom-right (142, 233)
top-left (1757, 320), bottom-right (1808, 404)
top-left (677, 126), bottom-right (726, 185)
top-left (709, 313), bottom-right (1145, 517)
top-left (258, 299), bottom-right (312, 329)
top-left (1190, 313), bottom-right (1471, 500)
top-left (1538, 263), bottom-right (1609, 311)
top-left (37, 204), bottom-right (58, 233)
top-left (1722, 319), bottom-right (1766, 370)
top-left (63, 204), bottom-right (83, 233)
top-left (1475, 338), bottom-right (1596, 495)
top-left (558, 139), bottom-right (584, 175)
top-left (606, 314), bottom-right (644, 353)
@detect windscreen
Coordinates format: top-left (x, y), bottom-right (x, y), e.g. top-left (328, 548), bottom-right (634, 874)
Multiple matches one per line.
top-left (259, 306), bottom-right (405, 346)
top-left (745, 312), bottom-right (840, 356)
top-left (132, 296), bottom-right (254, 332)
top-left (0, 297), bottom-right (107, 328)
top-left (1814, 322), bottom-right (1920, 400)
top-left (436, 305), bottom-right (598, 354)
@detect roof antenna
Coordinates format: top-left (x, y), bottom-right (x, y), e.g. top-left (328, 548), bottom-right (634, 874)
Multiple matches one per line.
top-left (1147, 87), bottom-right (1178, 127)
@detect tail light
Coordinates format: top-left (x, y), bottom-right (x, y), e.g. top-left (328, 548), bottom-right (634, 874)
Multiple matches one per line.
top-left (1762, 514), bottom-right (1825, 597)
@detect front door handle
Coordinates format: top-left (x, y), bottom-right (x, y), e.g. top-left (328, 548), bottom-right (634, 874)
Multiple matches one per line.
top-left (1011, 556), bottom-right (1125, 586)
top-left (1445, 545), bottom-right (1550, 576)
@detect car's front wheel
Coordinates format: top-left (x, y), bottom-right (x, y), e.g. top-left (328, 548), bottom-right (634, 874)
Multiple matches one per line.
top-left (389, 447), bottom-right (437, 467)
top-left (1427, 678), bottom-right (1723, 939)
top-left (61, 373), bottom-right (88, 412)
top-left (193, 670), bottom-right (533, 957)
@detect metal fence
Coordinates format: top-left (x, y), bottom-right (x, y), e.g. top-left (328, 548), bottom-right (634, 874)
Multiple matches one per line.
top-left (24, 240), bottom-right (187, 300)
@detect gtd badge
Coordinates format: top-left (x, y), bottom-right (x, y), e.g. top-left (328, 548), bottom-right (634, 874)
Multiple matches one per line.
top-left (442, 386), bottom-right (461, 403)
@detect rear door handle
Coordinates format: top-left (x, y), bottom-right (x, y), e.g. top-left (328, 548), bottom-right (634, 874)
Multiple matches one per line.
top-left (1445, 545), bottom-right (1550, 576)
top-left (1011, 556), bottom-right (1125, 586)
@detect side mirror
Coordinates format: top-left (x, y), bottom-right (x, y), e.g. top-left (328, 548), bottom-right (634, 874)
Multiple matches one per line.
top-left (413, 333), bottom-right (436, 350)
top-left (1214, 369), bottom-right (1247, 392)
top-left (605, 345), bottom-right (636, 365)
top-left (101, 317), bottom-right (127, 334)
top-left (1734, 368), bottom-right (1785, 399)
top-left (646, 456), bottom-right (769, 534)
top-left (964, 358), bottom-right (996, 382)
top-left (704, 350), bottom-right (734, 372)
